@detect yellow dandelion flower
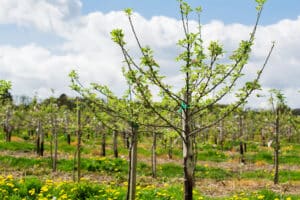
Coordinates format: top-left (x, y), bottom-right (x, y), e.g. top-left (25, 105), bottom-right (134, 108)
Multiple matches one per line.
top-left (46, 179), bottom-right (53, 185)
top-left (40, 185), bottom-right (49, 193)
top-left (6, 174), bottom-right (13, 180)
top-left (6, 182), bottom-right (14, 188)
top-left (29, 188), bottom-right (35, 196)
top-left (60, 193), bottom-right (68, 199)
top-left (258, 195), bottom-right (265, 200)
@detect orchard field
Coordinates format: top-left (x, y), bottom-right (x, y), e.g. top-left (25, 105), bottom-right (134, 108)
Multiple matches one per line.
top-left (1, 0), bottom-right (300, 199)
top-left (0, 104), bottom-right (300, 200)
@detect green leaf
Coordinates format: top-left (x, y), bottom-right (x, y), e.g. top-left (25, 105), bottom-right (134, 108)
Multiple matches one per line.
top-left (255, 0), bottom-right (267, 11)
top-left (124, 8), bottom-right (133, 16)
top-left (0, 80), bottom-right (12, 96)
top-left (110, 29), bottom-right (126, 45)
top-left (69, 70), bottom-right (79, 79)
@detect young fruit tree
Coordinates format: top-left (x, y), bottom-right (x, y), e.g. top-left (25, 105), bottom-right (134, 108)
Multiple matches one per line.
top-left (111, 0), bottom-right (274, 199)
top-left (268, 89), bottom-right (292, 184)
top-left (69, 72), bottom-right (158, 199)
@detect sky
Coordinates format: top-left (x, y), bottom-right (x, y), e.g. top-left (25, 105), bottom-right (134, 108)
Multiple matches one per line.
top-left (0, 0), bottom-right (299, 109)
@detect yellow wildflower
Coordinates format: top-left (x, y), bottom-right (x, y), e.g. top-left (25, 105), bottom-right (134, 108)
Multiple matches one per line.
top-left (6, 174), bottom-right (13, 180)
top-left (60, 193), bottom-right (68, 199)
top-left (40, 185), bottom-right (49, 193)
top-left (258, 195), bottom-right (265, 199)
top-left (29, 188), bottom-right (35, 196)
top-left (6, 182), bottom-right (14, 188)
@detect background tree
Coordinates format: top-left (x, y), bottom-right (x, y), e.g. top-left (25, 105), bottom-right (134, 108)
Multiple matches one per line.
top-left (69, 72), bottom-right (154, 199)
top-left (0, 80), bottom-right (12, 103)
top-left (268, 89), bottom-right (290, 184)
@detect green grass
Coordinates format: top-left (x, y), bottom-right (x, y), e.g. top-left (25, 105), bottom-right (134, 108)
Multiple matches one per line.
top-left (280, 154), bottom-right (300, 165)
top-left (0, 155), bottom-right (47, 170)
top-left (196, 165), bottom-right (232, 181)
top-left (240, 170), bottom-right (272, 180)
top-left (1, 176), bottom-right (299, 200)
top-left (249, 151), bottom-right (273, 163)
top-left (0, 141), bottom-right (35, 152)
top-left (279, 170), bottom-right (300, 182)
top-left (157, 163), bottom-right (183, 178)
top-left (197, 149), bottom-right (227, 162)
top-left (239, 169), bottom-right (300, 183)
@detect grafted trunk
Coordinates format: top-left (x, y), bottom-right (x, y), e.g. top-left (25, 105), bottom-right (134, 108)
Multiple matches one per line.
top-left (168, 137), bottom-right (173, 159)
top-left (182, 105), bottom-right (195, 200)
top-left (36, 120), bottom-right (44, 156)
top-left (261, 128), bottom-right (266, 146)
top-left (183, 137), bottom-right (194, 200)
top-left (77, 108), bottom-right (82, 181)
top-left (274, 108), bottom-right (280, 184)
top-left (151, 132), bottom-right (157, 178)
top-left (36, 132), bottom-right (40, 155)
top-left (52, 116), bottom-right (58, 172)
top-left (65, 114), bottom-right (71, 145)
top-left (239, 115), bottom-right (243, 138)
top-left (239, 142), bottom-right (245, 164)
top-left (113, 130), bottom-right (118, 158)
top-left (219, 120), bottom-right (224, 151)
top-left (67, 133), bottom-right (71, 145)
top-left (4, 109), bottom-right (12, 142)
top-left (73, 106), bottom-right (82, 182)
top-left (101, 132), bottom-right (106, 157)
top-left (287, 126), bottom-right (292, 143)
top-left (127, 126), bottom-right (138, 200)
top-left (38, 120), bottom-right (44, 157)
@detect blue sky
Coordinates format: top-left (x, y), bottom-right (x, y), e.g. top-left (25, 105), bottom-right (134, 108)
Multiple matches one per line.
top-left (0, 0), bottom-right (299, 108)
top-left (1, 1), bottom-right (300, 48)
top-left (81, 0), bottom-right (300, 25)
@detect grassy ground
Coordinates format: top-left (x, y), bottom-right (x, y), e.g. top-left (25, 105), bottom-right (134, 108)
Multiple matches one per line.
top-left (0, 132), bottom-right (300, 199)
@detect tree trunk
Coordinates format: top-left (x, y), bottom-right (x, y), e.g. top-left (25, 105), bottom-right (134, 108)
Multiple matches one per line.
top-left (36, 120), bottom-right (44, 156)
top-left (36, 131), bottom-right (40, 155)
top-left (182, 106), bottom-right (194, 200)
top-left (52, 116), bottom-right (58, 172)
top-left (50, 129), bottom-right (53, 163)
top-left (151, 132), bottom-right (157, 178)
top-left (4, 109), bottom-right (12, 142)
top-left (101, 132), bottom-right (106, 157)
top-left (168, 137), bottom-right (173, 159)
top-left (192, 133), bottom-right (198, 187)
top-left (274, 108), bottom-right (280, 184)
top-left (65, 114), bottom-right (71, 145)
top-left (244, 143), bottom-right (247, 153)
top-left (67, 133), bottom-right (71, 145)
top-left (239, 115), bottom-right (243, 138)
top-left (219, 120), bottom-right (224, 151)
top-left (127, 125), bottom-right (138, 200)
top-left (113, 130), bottom-right (118, 158)
top-left (261, 128), bottom-right (266, 147)
top-left (239, 142), bottom-right (245, 164)
top-left (287, 126), bottom-right (292, 143)
top-left (77, 108), bottom-right (82, 182)
top-left (38, 120), bottom-right (44, 157)
top-left (183, 138), bottom-right (194, 200)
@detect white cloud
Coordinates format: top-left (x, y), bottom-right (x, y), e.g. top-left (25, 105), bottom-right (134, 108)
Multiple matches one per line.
top-left (0, 0), bottom-right (81, 32)
top-left (0, 1), bottom-right (299, 108)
